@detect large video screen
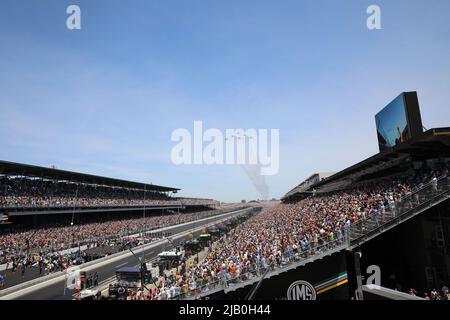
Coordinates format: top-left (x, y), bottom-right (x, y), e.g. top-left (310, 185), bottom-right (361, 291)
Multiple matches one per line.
top-left (375, 93), bottom-right (411, 152)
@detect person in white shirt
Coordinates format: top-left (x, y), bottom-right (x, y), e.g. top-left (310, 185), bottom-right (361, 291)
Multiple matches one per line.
top-left (431, 176), bottom-right (438, 192)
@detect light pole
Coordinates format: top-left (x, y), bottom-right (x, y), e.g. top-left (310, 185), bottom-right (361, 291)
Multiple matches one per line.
top-left (128, 247), bottom-right (152, 296)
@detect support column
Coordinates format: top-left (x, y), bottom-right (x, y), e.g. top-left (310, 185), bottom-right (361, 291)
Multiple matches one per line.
top-left (346, 248), bottom-right (364, 300)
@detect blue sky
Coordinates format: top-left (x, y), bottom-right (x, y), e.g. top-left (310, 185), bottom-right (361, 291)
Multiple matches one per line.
top-left (1, 0), bottom-right (450, 202)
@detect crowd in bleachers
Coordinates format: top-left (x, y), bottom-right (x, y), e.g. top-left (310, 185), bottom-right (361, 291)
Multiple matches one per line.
top-left (409, 286), bottom-right (450, 300)
top-left (0, 177), bottom-right (181, 208)
top-left (1, 161), bottom-right (449, 296)
top-left (0, 177), bottom-right (222, 209)
top-left (145, 163), bottom-right (449, 299)
top-left (0, 208), bottom-right (230, 274)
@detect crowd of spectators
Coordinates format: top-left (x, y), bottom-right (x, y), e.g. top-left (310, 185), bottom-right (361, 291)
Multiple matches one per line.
top-left (143, 163), bottom-right (449, 299)
top-left (0, 178), bottom-right (218, 209)
top-left (0, 208), bottom-right (231, 274)
top-left (1, 161), bottom-right (449, 297)
top-left (409, 285), bottom-right (450, 300)
top-left (0, 177), bottom-right (181, 208)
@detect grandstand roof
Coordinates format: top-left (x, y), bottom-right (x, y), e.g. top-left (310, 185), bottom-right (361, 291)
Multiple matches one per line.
top-left (0, 160), bottom-right (180, 192)
top-left (283, 172), bottom-right (336, 199)
top-left (283, 127), bottom-right (450, 199)
top-left (322, 127), bottom-right (450, 182)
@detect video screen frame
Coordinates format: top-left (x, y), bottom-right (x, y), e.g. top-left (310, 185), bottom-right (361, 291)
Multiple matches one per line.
top-left (375, 92), bottom-right (423, 152)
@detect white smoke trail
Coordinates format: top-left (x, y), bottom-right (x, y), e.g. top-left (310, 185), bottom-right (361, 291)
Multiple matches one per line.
top-left (241, 164), bottom-right (269, 200)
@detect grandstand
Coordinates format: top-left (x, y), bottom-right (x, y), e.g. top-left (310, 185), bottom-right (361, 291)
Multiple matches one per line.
top-left (135, 93), bottom-right (450, 301)
top-left (1, 92), bottom-right (449, 301)
top-left (283, 172), bottom-right (336, 199)
top-left (0, 160), bottom-right (225, 290)
top-left (0, 160), bottom-right (219, 215)
top-left (154, 130), bottom-right (448, 300)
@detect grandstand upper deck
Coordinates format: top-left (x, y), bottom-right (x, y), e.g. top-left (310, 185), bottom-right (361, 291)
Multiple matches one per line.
top-left (0, 160), bottom-right (216, 213)
top-left (283, 172), bottom-right (336, 199)
top-left (0, 160), bottom-right (179, 192)
top-left (283, 127), bottom-right (450, 199)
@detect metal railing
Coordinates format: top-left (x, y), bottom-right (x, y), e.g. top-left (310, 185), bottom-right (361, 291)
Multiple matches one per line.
top-left (1, 197), bottom-right (218, 210)
top-left (157, 232), bottom-right (350, 300)
top-left (348, 174), bottom-right (450, 247)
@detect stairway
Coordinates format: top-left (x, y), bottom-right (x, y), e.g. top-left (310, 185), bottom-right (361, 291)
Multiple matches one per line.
top-left (348, 175), bottom-right (450, 249)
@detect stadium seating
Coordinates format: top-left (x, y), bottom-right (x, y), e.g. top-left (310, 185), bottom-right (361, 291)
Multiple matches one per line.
top-left (143, 163), bottom-right (449, 300)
